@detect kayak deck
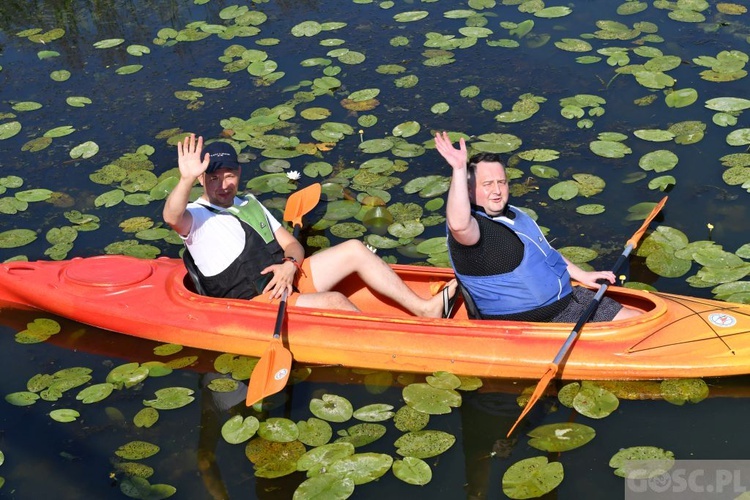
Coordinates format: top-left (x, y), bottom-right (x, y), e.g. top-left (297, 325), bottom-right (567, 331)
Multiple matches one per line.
top-left (0, 255), bottom-right (749, 380)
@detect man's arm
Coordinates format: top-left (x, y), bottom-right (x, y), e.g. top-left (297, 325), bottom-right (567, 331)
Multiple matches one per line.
top-left (163, 134), bottom-right (209, 236)
top-left (435, 131), bottom-right (480, 246)
top-left (564, 256), bottom-right (617, 288)
top-left (258, 226), bottom-right (306, 299)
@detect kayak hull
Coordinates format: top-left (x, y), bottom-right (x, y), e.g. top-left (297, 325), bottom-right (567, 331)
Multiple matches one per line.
top-left (1, 255), bottom-right (749, 380)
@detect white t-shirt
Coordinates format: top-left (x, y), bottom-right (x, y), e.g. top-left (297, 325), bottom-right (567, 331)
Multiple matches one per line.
top-left (184, 195), bottom-right (281, 277)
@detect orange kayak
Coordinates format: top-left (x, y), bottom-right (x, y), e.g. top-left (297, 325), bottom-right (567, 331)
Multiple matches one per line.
top-left (0, 255), bottom-right (749, 380)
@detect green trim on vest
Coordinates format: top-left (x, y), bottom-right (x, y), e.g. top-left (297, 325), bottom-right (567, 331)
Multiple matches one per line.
top-left (226, 195), bottom-right (275, 244)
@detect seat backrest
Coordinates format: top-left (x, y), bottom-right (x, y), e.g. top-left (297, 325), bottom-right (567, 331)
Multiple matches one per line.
top-left (182, 249), bottom-right (208, 296)
top-left (456, 277), bottom-right (483, 320)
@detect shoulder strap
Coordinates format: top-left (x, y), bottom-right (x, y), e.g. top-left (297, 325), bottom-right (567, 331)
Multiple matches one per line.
top-left (455, 276), bottom-right (483, 320)
top-left (182, 248), bottom-right (208, 296)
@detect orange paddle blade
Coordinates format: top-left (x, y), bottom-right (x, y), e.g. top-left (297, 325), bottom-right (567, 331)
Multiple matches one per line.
top-left (626, 196), bottom-right (667, 250)
top-left (507, 364), bottom-right (558, 437)
top-left (246, 338), bottom-right (292, 407)
top-left (285, 183), bottom-right (322, 227)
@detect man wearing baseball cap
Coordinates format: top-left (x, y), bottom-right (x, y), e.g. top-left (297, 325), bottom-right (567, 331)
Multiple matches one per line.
top-left (163, 134), bottom-right (456, 317)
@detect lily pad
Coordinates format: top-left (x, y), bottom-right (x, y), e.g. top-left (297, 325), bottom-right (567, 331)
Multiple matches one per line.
top-left (352, 403), bottom-right (395, 422)
top-left (143, 387), bottom-right (195, 410)
top-left (393, 405), bottom-right (430, 432)
top-left (297, 418), bottom-right (333, 447)
top-left (402, 383), bottom-right (462, 414)
top-left (297, 442), bottom-right (355, 473)
top-left (245, 438), bottom-right (306, 478)
top-left (527, 423), bottom-right (596, 452)
top-left (335, 423), bottom-right (387, 447)
top-left (133, 407), bottom-right (159, 429)
top-left (502, 456), bottom-right (564, 499)
top-left (258, 417), bottom-right (300, 443)
top-left (50, 409), bottom-right (80, 423)
top-left (392, 456), bottom-right (432, 486)
top-left (106, 362), bottom-right (149, 389)
top-left (394, 430), bottom-right (456, 458)
top-left (572, 382), bottom-right (619, 418)
top-left (115, 441), bottom-right (160, 460)
top-left (310, 394), bottom-right (353, 423)
top-left (293, 474), bottom-right (354, 500)
top-left (639, 150), bottom-right (678, 172)
top-left (222, 415), bottom-right (260, 444)
top-left (76, 382), bottom-right (114, 404)
top-left (609, 446), bottom-right (675, 479)
top-left (659, 378), bottom-right (709, 405)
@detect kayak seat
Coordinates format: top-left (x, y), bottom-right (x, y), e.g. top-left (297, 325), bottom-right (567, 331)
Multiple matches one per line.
top-left (455, 276), bottom-right (483, 320)
top-left (182, 248), bottom-right (208, 296)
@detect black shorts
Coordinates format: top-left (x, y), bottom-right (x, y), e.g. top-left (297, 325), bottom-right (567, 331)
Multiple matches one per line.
top-left (550, 286), bottom-right (622, 323)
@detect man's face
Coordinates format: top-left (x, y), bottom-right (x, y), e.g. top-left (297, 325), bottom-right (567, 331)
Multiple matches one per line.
top-left (469, 161), bottom-right (509, 217)
top-left (200, 167), bottom-right (240, 207)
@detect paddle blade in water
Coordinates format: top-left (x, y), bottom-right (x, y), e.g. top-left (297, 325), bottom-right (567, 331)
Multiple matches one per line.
top-left (246, 338), bottom-right (292, 406)
top-left (627, 196), bottom-right (667, 249)
top-left (507, 364), bottom-right (557, 437)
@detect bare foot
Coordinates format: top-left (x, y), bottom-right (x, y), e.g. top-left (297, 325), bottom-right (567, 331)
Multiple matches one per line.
top-left (425, 279), bottom-right (458, 318)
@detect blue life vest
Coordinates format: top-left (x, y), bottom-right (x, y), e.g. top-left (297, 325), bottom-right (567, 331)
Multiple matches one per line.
top-left (449, 207), bottom-right (572, 316)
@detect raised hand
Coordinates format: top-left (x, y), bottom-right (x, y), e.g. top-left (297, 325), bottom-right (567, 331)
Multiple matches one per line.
top-left (434, 131), bottom-right (468, 172)
top-left (177, 133), bottom-right (210, 180)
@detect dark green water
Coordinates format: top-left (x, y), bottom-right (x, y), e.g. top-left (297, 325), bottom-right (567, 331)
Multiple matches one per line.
top-left (1, 0), bottom-right (750, 498)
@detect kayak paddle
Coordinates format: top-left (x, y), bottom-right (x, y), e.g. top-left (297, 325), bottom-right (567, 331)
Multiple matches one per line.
top-left (246, 182), bottom-right (322, 407)
top-left (506, 196), bottom-right (668, 436)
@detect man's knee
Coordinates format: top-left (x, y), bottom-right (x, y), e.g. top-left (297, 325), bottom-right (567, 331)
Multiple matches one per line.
top-left (330, 291), bottom-right (357, 310)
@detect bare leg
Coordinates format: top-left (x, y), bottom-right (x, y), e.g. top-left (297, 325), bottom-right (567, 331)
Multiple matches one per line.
top-left (294, 291), bottom-right (359, 311)
top-left (305, 240), bottom-right (455, 318)
top-left (613, 305), bottom-right (641, 320)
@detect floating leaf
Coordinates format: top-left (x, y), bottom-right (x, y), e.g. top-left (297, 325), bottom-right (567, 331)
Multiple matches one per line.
top-left (705, 97), bottom-right (750, 112)
top-left (293, 474), bottom-right (354, 499)
top-left (0, 121), bottom-right (22, 140)
top-left (590, 140), bottom-right (631, 158)
top-left (143, 387), bottom-right (195, 410)
top-left (5, 391), bottom-right (40, 406)
top-left (639, 150), bottom-right (678, 172)
top-left (115, 441), bottom-right (160, 460)
top-left (393, 405), bottom-right (430, 432)
top-left (527, 423), bottom-right (596, 452)
top-left (310, 394), bottom-right (353, 423)
top-left (502, 456), bottom-right (564, 499)
top-left (665, 88), bottom-right (698, 108)
top-left (392, 457), bottom-right (432, 486)
top-left (727, 128), bottom-right (750, 146)
top-left (609, 446), bottom-right (674, 478)
top-left (246, 438), bottom-right (306, 478)
top-left (659, 378), bottom-right (709, 405)
top-left (394, 11), bottom-right (429, 22)
top-left (297, 418), bottom-right (333, 447)
top-left (50, 409), bottom-right (80, 423)
top-left (0, 229), bottom-right (37, 249)
top-left (572, 382), bottom-right (619, 419)
top-left (106, 362), bottom-right (150, 389)
top-left (258, 417), bottom-right (300, 443)
top-left (133, 407), bottom-right (159, 428)
top-left (352, 403), bottom-right (395, 422)
top-left (297, 442), bottom-right (355, 473)
top-left (70, 141), bottom-right (99, 160)
top-left (336, 423), bottom-right (387, 447)
top-left (394, 430), bottom-right (455, 459)
top-left (94, 38), bottom-right (125, 48)
top-left (222, 415), bottom-right (260, 444)
top-left (76, 383), bottom-right (114, 404)
top-left (402, 383), bottom-right (461, 414)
